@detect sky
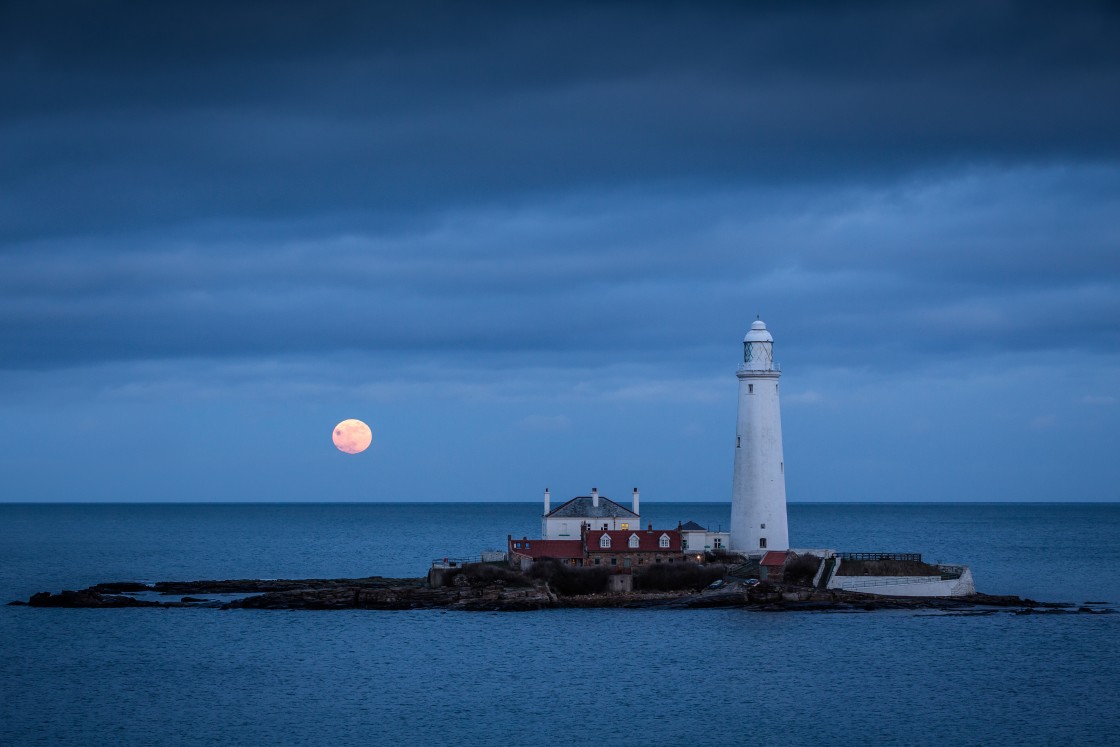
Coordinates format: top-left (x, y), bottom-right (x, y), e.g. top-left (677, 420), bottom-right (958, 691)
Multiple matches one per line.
top-left (1, 1), bottom-right (1118, 503)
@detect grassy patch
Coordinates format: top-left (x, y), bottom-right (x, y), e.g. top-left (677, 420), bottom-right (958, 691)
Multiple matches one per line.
top-left (527, 558), bottom-right (610, 596)
top-left (446, 563), bottom-right (533, 587)
top-left (784, 554), bottom-right (822, 586)
top-left (837, 559), bottom-right (943, 577)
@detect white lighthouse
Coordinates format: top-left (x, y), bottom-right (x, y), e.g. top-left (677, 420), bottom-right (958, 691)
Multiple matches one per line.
top-left (730, 319), bottom-right (789, 554)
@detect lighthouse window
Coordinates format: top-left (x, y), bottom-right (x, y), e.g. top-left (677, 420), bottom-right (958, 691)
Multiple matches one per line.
top-left (748, 384), bottom-right (754, 394)
top-left (736, 436), bottom-right (741, 448)
top-left (759, 538), bottom-right (767, 549)
top-left (761, 524), bottom-right (766, 529)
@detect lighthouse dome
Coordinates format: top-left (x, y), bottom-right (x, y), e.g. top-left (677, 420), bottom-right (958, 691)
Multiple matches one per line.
top-left (743, 319), bottom-right (773, 344)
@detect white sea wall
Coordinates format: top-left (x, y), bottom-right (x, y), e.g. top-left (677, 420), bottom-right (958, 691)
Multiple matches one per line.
top-left (828, 567), bottom-right (975, 597)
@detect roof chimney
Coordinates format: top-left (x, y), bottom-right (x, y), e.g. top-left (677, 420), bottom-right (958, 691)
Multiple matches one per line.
top-left (544, 488), bottom-right (550, 515)
top-left (632, 487), bottom-right (639, 516)
top-left (591, 487), bottom-right (599, 508)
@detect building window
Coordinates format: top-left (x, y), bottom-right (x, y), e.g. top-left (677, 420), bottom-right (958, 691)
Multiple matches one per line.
top-left (761, 523), bottom-right (766, 529)
top-left (629, 534), bottom-right (640, 548)
top-left (594, 558), bottom-right (601, 565)
top-left (623, 558), bottom-right (631, 568)
top-left (659, 534), bottom-right (670, 549)
top-left (525, 542), bottom-right (530, 549)
top-left (760, 538), bottom-right (767, 549)
top-left (713, 538), bottom-right (723, 549)
top-left (736, 436), bottom-right (740, 448)
top-left (513, 542), bottom-right (520, 549)
top-left (682, 538), bottom-right (689, 550)
top-left (610, 558), bottom-right (617, 566)
top-left (780, 462), bottom-right (783, 473)
top-left (748, 384), bottom-right (754, 394)
top-left (560, 522), bottom-right (568, 536)
top-left (621, 523), bottom-right (629, 530)
top-left (600, 534), bottom-right (611, 549)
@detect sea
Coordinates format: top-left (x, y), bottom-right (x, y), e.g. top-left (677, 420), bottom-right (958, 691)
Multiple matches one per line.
top-left (1, 502), bottom-right (1118, 746)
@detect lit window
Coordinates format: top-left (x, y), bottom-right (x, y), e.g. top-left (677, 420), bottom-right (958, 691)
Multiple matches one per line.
top-left (620, 523), bottom-right (629, 530)
top-left (760, 538), bottom-right (767, 549)
top-left (600, 534), bottom-right (611, 549)
top-left (659, 534), bottom-right (670, 549)
top-left (629, 534), bottom-right (640, 548)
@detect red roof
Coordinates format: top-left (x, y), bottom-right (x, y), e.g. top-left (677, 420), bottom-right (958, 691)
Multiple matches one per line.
top-left (585, 529), bottom-right (682, 553)
top-left (507, 538), bottom-right (583, 560)
top-left (760, 551), bottom-right (789, 567)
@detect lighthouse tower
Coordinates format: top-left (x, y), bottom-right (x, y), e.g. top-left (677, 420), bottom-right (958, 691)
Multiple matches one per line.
top-left (730, 319), bottom-right (789, 554)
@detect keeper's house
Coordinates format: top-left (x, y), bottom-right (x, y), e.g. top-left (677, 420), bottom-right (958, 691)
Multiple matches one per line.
top-left (509, 524), bottom-right (684, 571)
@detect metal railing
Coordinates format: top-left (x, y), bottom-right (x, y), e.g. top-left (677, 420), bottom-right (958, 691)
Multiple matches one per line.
top-left (430, 557), bottom-right (475, 568)
top-left (837, 552), bottom-right (923, 562)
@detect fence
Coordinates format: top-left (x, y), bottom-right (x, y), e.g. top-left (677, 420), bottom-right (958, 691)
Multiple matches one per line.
top-left (836, 552), bottom-right (922, 562)
top-left (430, 557), bottom-right (476, 568)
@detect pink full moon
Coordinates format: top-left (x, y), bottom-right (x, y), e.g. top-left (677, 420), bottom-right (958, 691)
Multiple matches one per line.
top-left (332, 419), bottom-right (372, 454)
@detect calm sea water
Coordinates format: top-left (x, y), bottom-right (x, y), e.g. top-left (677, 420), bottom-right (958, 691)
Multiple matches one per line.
top-left (2, 502), bottom-right (1118, 746)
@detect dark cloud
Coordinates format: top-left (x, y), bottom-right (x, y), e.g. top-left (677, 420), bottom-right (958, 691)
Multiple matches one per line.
top-left (0, 1), bottom-right (1117, 381)
top-left (3, 1), bottom-right (1120, 240)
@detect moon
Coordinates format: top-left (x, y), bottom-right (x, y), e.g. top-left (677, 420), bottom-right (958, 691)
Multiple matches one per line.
top-left (332, 418), bottom-right (372, 454)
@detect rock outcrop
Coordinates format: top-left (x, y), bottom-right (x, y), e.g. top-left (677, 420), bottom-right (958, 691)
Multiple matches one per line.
top-left (12, 577), bottom-right (1104, 614)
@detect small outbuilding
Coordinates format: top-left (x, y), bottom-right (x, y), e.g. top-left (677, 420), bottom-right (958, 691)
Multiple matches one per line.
top-left (759, 550), bottom-right (790, 582)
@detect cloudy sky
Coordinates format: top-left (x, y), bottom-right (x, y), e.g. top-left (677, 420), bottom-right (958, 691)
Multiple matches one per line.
top-left (2, 1), bottom-right (1117, 503)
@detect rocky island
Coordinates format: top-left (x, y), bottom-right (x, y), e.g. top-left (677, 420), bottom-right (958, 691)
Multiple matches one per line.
top-left (10, 562), bottom-right (1111, 615)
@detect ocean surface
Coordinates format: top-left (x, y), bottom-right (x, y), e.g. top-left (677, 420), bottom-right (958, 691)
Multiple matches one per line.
top-left (1, 502), bottom-right (1118, 746)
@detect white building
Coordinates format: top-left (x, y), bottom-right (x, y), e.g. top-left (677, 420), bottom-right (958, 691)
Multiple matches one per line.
top-left (679, 521), bottom-right (731, 559)
top-left (541, 488), bottom-right (640, 539)
top-left (729, 319), bottom-right (790, 555)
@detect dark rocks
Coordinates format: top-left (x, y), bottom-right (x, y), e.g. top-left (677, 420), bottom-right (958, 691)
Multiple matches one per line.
top-left (13, 575), bottom-right (1109, 615)
top-left (28, 590), bottom-right (162, 608)
top-left (91, 582), bottom-right (152, 593)
top-left (220, 583), bottom-right (558, 611)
